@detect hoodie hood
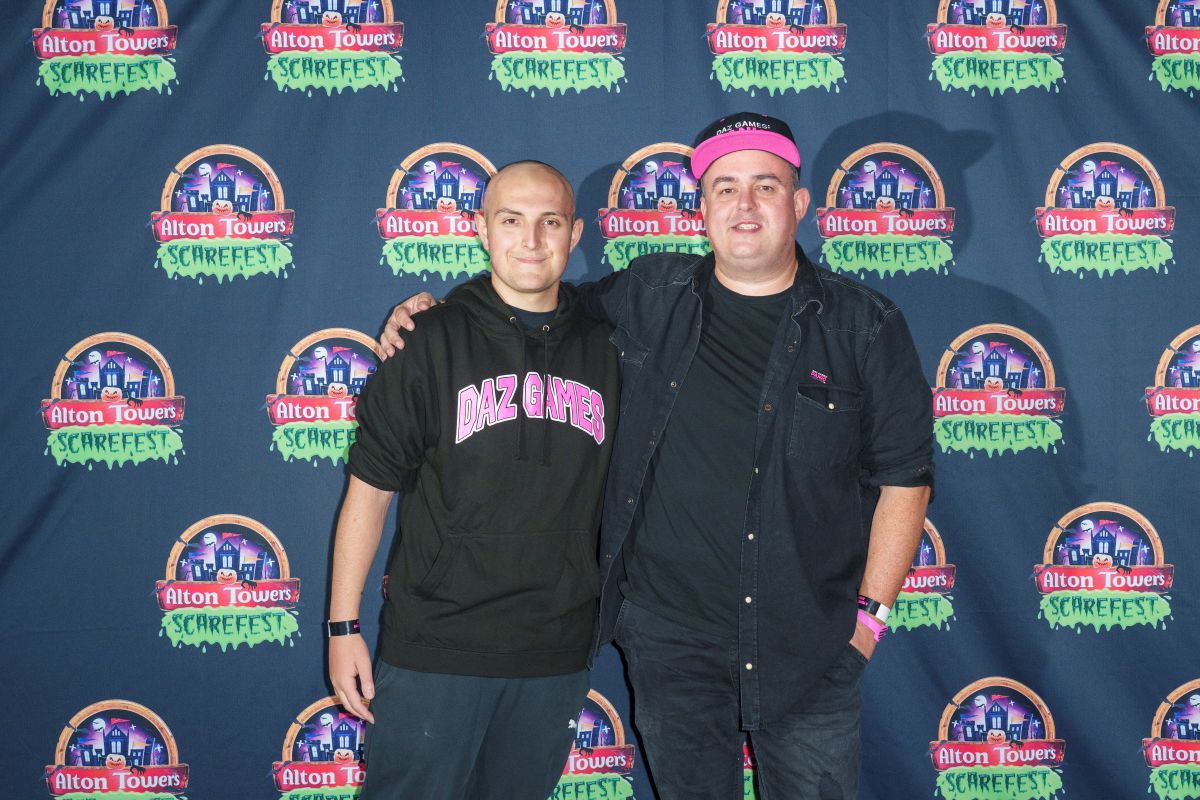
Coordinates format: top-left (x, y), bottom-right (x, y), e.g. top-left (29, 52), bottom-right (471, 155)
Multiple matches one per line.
top-left (443, 273), bottom-right (582, 339)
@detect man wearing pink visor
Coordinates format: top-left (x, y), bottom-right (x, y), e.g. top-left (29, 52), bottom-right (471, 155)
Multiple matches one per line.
top-left (380, 112), bottom-right (934, 799)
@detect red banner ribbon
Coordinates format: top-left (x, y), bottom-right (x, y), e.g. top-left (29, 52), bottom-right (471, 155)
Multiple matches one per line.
top-left (927, 24), bottom-right (1067, 54)
top-left (155, 579), bottom-right (301, 610)
top-left (272, 761), bottom-right (364, 791)
top-left (41, 397), bottom-right (185, 430)
top-left (1143, 738), bottom-right (1200, 767)
top-left (260, 22), bottom-right (404, 54)
top-left (705, 23), bottom-right (846, 54)
top-left (816, 208), bottom-right (955, 238)
top-left (44, 765), bottom-right (189, 796)
top-left (376, 208), bottom-right (480, 238)
top-left (597, 208), bottom-right (708, 239)
top-left (1034, 207), bottom-right (1175, 238)
top-left (932, 388), bottom-right (1065, 417)
top-left (1146, 26), bottom-right (1200, 56)
top-left (266, 394), bottom-right (360, 424)
top-left (903, 565), bottom-right (957, 593)
top-left (1032, 565), bottom-right (1173, 594)
top-left (484, 23), bottom-right (627, 54)
top-left (32, 26), bottom-right (178, 58)
top-left (928, 740), bottom-right (1066, 770)
top-left (1145, 387), bottom-right (1200, 417)
top-left (563, 745), bottom-right (637, 776)
top-left (151, 211), bottom-right (294, 242)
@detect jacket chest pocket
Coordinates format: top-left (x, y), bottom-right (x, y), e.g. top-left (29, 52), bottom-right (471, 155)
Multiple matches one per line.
top-left (609, 326), bottom-right (649, 408)
top-left (787, 382), bottom-right (863, 466)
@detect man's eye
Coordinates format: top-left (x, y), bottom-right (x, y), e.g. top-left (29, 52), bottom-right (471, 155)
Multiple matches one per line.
top-left (758, 185), bottom-right (775, 193)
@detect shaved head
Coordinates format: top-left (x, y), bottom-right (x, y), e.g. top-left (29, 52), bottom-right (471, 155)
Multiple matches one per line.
top-left (483, 160), bottom-right (576, 218)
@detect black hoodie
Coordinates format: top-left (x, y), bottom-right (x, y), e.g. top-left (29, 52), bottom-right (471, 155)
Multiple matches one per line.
top-left (348, 275), bottom-right (619, 677)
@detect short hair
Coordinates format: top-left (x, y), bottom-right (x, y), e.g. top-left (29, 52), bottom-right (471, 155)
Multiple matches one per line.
top-left (492, 159), bottom-right (572, 188)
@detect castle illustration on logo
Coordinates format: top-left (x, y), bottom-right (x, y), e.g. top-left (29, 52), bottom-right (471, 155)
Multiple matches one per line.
top-left (485, 0), bottom-right (627, 95)
top-left (705, 0), bottom-right (846, 95)
top-left (927, 0), bottom-right (1066, 95)
top-left (1035, 503), bottom-right (1173, 632)
top-left (156, 514), bottom-right (302, 651)
top-left (273, 698), bottom-right (367, 798)
top-left (1144, 679), bottom-right (1200, 800)
top-left (558, 690), bottom-right (636, 799)
top-left (598, 143), bottom-right (709, 271)
top-left (151, 145), bottom-right (295, 282)
top-left (32, 0), bottom-right (179, 98)
top-left (261, 0), bottom-right (405, 94)
top-left (890, 518), bottom-right (957, 631)
top-left (1147, 0), bottom-right (1200, 93)
top-left (930, 678), bottom-right (1065, 800)
top-left (1035, 143), bottom-right (1176, 276)
top-left (42, 333), bottom-right (185, 468)
top-left (933, 325), bottom-right (1065, 456)
top-left (267, 329), bottom-right (379, 465)
top-left (817, 144), bottom-right (955, 276)
top-left (1146, 325), bottom-right (1200, 454)
top-left (376, 143), bottom-right (497, 280)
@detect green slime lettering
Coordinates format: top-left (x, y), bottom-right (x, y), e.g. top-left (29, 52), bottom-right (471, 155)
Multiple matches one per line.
top-left (889, 592), bottom-right (955, 631)
top-left (162, 607), bottom-right (299, 651)
top-left (1150, 414), bottom-right (1200, 454)
top-left (604, 235), bottom-right (711, 271)
top-left (931, 52), bottom-right (1063, 95)
top-left (1040, 234), bottom-right (1173, 276)
top-left (280, 789), bottom-right (361, 800)
top-left (490, 51), bottom-right (625, 95)
top-left (1039, 589), bottom-right (1171, 632)
top-left (711, 52), bottom-right (844, 94)
top-left (38, 54), bottom-right (175, 99)
top-left (548, 773), bottom-right (634, 799)
top-left (935, 413), bottom-right (1062, 457)
top-left (272, 420), bottom-right (359, 466)
top-left (47, 423), bottom-right (182, 468)
top-left (156, 237), bottom-right (294, 283)
top-left (382, 236), bottom-right (491, 280)
top-left (1150, 764), bottom-right (1200, 800)
top-left (1151, 54), bottom-right (1200, 94)
top-left (745, 769), bottom-right (758, 799)
top-left (936, 766), bottom-right (1062, 800)
top-left (266, 51), bottom-right (403, 94)
top-left (821, 234), bottom-right (953, 276)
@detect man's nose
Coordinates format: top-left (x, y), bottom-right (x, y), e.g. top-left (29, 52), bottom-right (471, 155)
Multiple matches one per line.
top-left (522, 222), bottom-right (542, 249)
top-left (737, 186), bottom-right (757, 210)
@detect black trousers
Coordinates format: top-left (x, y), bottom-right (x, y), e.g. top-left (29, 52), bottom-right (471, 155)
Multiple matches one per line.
top-left (360, 661), bottom-right (590, 799)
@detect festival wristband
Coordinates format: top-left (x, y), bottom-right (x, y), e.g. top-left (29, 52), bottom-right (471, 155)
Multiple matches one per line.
top-left (857, 609), bottom-right (887, 642)
top-left (857, 594), bottom-right (890, 623)
top-left (326, 619), bottom-right (361, 637)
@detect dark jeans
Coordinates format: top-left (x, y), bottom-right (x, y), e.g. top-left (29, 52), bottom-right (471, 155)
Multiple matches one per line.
top-left (614, 599), bottom-right (865, 800)
top-left (360, 661), bottom-right (589, 800)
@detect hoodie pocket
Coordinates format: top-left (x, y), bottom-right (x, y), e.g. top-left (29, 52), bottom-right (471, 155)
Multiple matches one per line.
top-left (412, 528), bottom-right (599, 652)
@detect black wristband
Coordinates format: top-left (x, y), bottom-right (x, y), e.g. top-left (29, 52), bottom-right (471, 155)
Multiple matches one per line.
top-left (326, 619), bottom-right (361, 637)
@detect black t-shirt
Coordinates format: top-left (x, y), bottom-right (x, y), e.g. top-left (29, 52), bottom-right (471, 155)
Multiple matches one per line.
top-left (511, 306), bottom-right (557, 330)
top-left (621, 276), bottom-right (790, 635)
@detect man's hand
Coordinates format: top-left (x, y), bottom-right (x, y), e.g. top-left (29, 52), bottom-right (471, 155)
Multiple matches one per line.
top-left (850, 620), bottom-right (877, 662)
top-left (329, 634), bottom-right (376, 723)
top-left (378, 292), bottom-right (437, 359)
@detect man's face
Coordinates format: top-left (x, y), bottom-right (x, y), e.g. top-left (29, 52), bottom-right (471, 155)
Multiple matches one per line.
top-left (700, 149), bottom-right (809, 273)
top-left (477, 166), bottom-right (583, 310)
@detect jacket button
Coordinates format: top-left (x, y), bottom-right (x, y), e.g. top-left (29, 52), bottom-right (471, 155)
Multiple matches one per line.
top-left (744, 596), bottom-right (752, 604)
top-left (763, 403), bottom-right (773, 412)
top-left (828, 402), bottom-right (835, 410)
top-left (626, 496), bottom-right (635, 505)
top-left (670, 380), bottom-right (678, 388)
top-left (747, 532), bottom-right (755, 540)
top-left (745, 663), bottom-right (754, 671)
top-left (786, 345), bottom-right (795, 352)
top-left (604, 553), bottom-right (613, 559)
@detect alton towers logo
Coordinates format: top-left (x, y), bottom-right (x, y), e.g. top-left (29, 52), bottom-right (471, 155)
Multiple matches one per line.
top-left (704, 0), bottom-right (847, 95)
top-left (816, 143), bottom-right (956, 277)
top-left (42, 332), bottom-right (185, 468)
top-left (927, 0), bottom-right (1066, 95)
top-left (1144, 679), bottom-right (1200, 800)
top-left (273, 697), bottom-right (367, 800)
top-left (155, 514), bottom-right (302, 651)
top-left (151, 145), bottom-right (296, 283)
top-left (597, 143), bottom-right (710, 271)
top-left (266, 328), bottom-right (379, 465)
top-left (1146, 324), bottom-right (1200, 454)
top-left (929, 678), bottom-right (1065, 800)
top-left (32, 0), bottom-right (179, 99)
top-left (1146, 0), bottom-right (1200, 94)
top-left (890, 517), bottom-right (957, 632)
top-left (44, 700), bottom-right (188, 799)
top-left (555, 690), bottom-right (637, 799)
top-left (1034, 502), bottom-right (1174, 632)
top-left (1034, 143), bottom-right (1177, 277)
top-left (260, 0), bottom-right (405, 94)
top-left (485, 0), bottom-right (627, 96)
top-left (375, 143), bottom-right (497, 281)
top-left (932, 324), bottom-right (1065, 457)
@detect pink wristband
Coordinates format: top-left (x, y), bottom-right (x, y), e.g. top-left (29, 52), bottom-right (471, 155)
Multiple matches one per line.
top-left (857, 609), bottom-right (887, 641)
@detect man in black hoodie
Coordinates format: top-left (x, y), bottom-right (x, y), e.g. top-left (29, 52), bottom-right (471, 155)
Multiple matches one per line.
top-left (327, 161), bottom-right (619, 798)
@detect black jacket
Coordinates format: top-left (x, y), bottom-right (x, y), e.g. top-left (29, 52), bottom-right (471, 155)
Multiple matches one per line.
top-left (579, 247), bottom-right (933, 728)
top-left (349, 275), bottom-right (619, 677)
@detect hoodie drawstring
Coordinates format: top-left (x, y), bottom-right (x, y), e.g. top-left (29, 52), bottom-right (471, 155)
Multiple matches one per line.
top-left (540, 324), bottom-right (551, 467)
top-left (510, 316), bottom-right (529, 463)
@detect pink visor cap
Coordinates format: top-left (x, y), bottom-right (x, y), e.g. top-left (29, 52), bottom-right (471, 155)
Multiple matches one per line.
top-left (691, 112), bottom-right (801, 178)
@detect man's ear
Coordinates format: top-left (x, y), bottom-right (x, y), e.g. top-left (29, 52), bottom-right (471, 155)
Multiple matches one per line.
top-left (793, 187), bottom-right (810, 222)
top-left (475, 211), bottom-right (489, 249)
top-left (568, 217), bottom-right (584, 252)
